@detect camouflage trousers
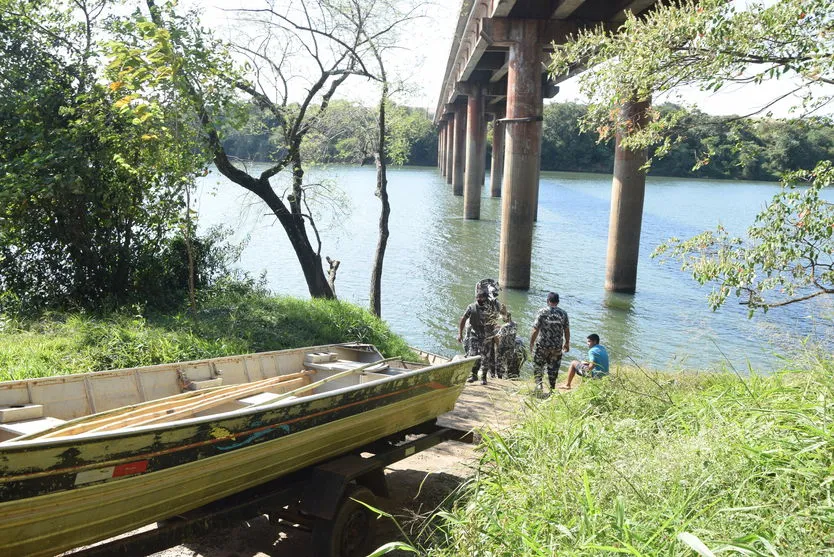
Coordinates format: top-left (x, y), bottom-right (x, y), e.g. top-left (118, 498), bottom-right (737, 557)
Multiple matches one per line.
top-left (464, 334), bottom-right (496, 379)
top-left (497, 338), bottom-right (527, 379)
top-left (532, 346), bottom-right (562, 389)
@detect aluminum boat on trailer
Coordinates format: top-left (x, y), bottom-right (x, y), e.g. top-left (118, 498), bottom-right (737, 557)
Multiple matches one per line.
top-left (0, 343), bottom-right (476, 557)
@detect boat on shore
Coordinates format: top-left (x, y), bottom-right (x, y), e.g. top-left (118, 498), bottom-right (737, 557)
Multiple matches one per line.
top-left (0, 343), bottom-right (476, 557)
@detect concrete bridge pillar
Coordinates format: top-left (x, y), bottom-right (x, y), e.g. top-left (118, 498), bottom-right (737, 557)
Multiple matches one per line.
top-left (438, 123), bottom-right (445, 176)
top-left (605, 99), bottom-right (650, 293)
top-left (490, 107), bottom-right (506, 197)
top-left (464, 85), bottom-right (486, 219)
top-left (452, 103), bottom-right (467, 195)
top-left (499, 20), bottom-right (543, 290)
top-left (480, 115), bottom-right (487, 187)
top-left (445, 117), bottom-right (454, 184)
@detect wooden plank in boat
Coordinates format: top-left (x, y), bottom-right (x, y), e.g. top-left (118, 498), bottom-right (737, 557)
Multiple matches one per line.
top-left (136, 376), bottom-right (310, 427)
top-left (26, 371), bottom-right (313, 440)
top-left (190, 378), bottom-right (223, 390)
top-left (84, 372), bottom-right (314, 432)
top-left (31, 387), bottom-right (222, 439)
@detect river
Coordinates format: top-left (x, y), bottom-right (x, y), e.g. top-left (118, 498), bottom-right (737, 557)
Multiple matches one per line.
top-left (195, 164), bottom-right (833, 372)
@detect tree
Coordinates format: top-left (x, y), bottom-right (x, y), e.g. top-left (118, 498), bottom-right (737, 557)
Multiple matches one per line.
top-left (549, 0), bottom-right (834, 313)
top-left (119, 0), bottom-right (416, 299)
top-left (319, 0), bottom-right (418, 317)
top-left (0, 0), bottom-right (203, 310)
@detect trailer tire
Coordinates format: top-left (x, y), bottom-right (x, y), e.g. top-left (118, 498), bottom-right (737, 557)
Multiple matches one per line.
top-left (312, 484), bottom-right (377, 557)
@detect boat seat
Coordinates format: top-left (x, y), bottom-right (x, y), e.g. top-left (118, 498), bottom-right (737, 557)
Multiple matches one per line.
top-left (304, 352), bottom-right (339, 364)
top-left (191, 378), bottom-right (223, 390)
top-left (178, 368), bottom-right (223, 392)
top-left (0, 416), bottom-right (66, 438)
top-left (0, 404), bottom-right (44, 423)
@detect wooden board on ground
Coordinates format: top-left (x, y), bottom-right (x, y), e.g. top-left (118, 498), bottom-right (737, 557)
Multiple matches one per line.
top-left (436, 377), bottom-right (525, 433)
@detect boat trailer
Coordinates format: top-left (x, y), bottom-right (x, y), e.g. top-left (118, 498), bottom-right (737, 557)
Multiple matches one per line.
top-left (62, 421), bottom-right (475, 557)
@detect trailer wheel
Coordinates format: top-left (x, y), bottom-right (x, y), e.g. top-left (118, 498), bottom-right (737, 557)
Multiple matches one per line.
top-left (312, 485), bottom-right (377, 557)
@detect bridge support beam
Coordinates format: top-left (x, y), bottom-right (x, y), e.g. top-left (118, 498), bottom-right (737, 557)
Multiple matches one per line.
top-left (464, 85), bottom-right (485, 219)
top-left (438, 124), bottom-right (445, 176)
top-left (605, 99), bottom-right (650, 293)
top-left (452, 104), bottom-right (466, 195)
top-left (490, 107), bottom-right (505, 197)
top-left (444, 118), bottom-right (454, 184)
top-left (499, 20), bottom-right (543, 290)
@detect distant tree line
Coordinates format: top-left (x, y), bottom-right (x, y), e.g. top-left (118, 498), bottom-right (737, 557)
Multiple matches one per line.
top-left (223, 101), bottom-right (834, 181)
top-left (222, 100), bottom-right (438, 167)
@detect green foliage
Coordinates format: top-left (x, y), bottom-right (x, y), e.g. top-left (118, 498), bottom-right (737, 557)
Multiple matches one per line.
top-left (0, 0), bottom-right (211, 310)
top-left (420, 354), bottom-right (834, 555)
top-left (541, 102), bottom-right (614, 173)
top-left (133, 225), bottom-right (245, 311)
top-left (0, 285), bottom-right (416, 381)
top-left (549, 0), bottom-right (834, 154)
top-left (653, 161), bottom-right (834, 313)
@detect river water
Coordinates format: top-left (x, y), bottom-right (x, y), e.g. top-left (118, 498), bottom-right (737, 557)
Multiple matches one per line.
top-left (195, 164), bottom-right (833, 372)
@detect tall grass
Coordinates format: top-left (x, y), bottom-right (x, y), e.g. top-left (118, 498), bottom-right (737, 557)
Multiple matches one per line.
top-left (419, 352), bottom-right (834, 556)
top-left (0, 284), bottom-right (416, 380)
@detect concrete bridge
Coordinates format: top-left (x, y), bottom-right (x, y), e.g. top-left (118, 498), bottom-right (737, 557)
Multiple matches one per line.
top-left (435, 0), bottom-right (664, 292)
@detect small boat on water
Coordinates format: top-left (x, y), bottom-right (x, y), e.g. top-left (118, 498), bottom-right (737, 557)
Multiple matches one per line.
top-left (0, 343), bottom-right (476, 557)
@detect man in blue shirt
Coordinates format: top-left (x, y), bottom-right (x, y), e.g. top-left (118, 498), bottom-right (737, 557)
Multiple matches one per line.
top-left (561, 333), bottom-right (609, 390)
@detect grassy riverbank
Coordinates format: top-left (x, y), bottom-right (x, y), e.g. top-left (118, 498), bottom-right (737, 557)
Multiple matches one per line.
top-left (417, 352), bottom-right (834, 556)
top-left (0, 285), bottom-right (414, 381)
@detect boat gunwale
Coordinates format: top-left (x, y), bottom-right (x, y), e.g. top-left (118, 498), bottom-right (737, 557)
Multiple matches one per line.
top-left (0, 355), bottom-right (478, 449)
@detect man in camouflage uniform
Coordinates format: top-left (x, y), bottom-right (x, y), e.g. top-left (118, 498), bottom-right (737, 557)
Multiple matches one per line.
top-left (458, 289), bottom-right (500, 384)
top-left (529, 292), bottom-right (570, 393)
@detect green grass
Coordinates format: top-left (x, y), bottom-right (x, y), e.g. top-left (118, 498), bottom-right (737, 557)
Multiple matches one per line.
top-left (417, 351), bottom-right (834, 556)
top-left (0, 284), bottom-right (416, 381)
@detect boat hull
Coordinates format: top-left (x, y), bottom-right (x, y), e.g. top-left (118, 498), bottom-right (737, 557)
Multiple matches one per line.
top-left (0, 357), bottom-right (473, 556)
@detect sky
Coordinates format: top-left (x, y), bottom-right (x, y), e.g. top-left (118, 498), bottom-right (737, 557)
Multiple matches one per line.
top-left (203, 0), bottom-right (813, 119)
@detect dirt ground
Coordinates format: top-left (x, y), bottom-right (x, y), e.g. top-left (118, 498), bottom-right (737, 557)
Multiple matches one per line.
top-left (148, 379), bottom-right (528, 557)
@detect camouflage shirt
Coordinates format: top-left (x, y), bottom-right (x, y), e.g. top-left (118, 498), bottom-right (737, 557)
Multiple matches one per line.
top-left (483, 299), bottom-right (503, 335)
top-left (532, 306), bottom-right (569, 350)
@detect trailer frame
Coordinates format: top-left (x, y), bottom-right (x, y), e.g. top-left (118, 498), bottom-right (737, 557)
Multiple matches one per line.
top-left (63, 420), bottom-right (474, 557)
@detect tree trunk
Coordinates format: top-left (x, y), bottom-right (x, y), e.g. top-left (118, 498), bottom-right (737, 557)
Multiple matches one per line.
top-left (212, 152), bottom-right (335, 299)
top-left (369, 64), bottom-right (389, 317)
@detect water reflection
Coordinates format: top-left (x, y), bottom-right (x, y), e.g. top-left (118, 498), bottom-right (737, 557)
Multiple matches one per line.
top-left (596, 291), bottom-right (637, 368)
